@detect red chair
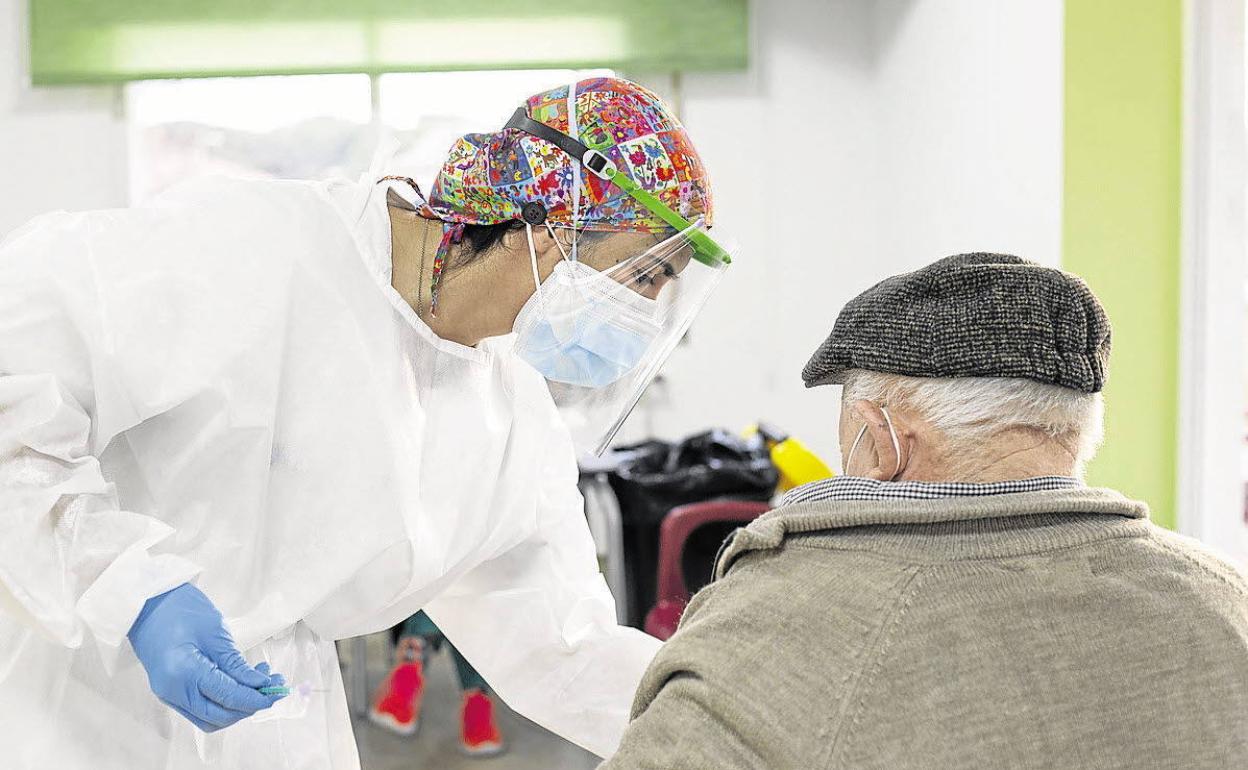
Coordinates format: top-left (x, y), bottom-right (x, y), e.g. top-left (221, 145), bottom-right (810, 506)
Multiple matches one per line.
top-left (643, 500), bottom-right (770, 640)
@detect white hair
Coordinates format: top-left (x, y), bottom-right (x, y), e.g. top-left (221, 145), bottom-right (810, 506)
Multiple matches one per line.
top-left (841, 369), bottom-right (1105, 475)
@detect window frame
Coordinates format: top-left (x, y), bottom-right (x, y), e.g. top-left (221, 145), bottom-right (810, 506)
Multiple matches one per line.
top-left (1177, 0), bottom-right (1248, 561)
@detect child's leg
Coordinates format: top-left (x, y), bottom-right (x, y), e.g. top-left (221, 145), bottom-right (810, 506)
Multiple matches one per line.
top-left (449, 644), bottom-right (489, 693)
top-left (452, 641), bottom-right (504, 755)
top-left (371, 613), bottom-right (435, 735)
top-left (401, 611), bottom-right (443, 657)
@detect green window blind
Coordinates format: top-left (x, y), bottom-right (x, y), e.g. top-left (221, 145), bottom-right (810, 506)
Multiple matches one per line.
top-left (29, 0), bottom-right (748, 84)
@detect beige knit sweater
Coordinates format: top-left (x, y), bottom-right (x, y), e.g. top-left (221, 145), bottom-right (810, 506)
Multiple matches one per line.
top-left (601, 487), bottom-right (1248, 769)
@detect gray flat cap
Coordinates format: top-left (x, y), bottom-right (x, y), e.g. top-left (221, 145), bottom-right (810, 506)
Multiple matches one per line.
top-left (803, 253), bottom-right (1111, 393)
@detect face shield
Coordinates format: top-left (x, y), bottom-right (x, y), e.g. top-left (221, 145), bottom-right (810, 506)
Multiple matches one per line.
top-left (504, 98), bottom-right (733, 456)
top-left (513, 218), bottom-right (732, 455)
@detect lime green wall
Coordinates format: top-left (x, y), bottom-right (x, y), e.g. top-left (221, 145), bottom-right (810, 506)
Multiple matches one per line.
top-left (1063, 0), bottom-right (1183, 527)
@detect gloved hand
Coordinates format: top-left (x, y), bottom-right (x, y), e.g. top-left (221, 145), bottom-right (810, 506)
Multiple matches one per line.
top-left (127, 583), bottom-right (285, 732)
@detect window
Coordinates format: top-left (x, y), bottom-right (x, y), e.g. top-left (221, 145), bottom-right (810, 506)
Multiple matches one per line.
top-left (378, 69), bottom-right (611, 185)
top-left (126, 69), bottom-right (613, 203)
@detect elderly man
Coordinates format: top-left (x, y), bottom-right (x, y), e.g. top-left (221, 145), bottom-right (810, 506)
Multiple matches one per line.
top-left (602, 254), bottom-right (1248, 769)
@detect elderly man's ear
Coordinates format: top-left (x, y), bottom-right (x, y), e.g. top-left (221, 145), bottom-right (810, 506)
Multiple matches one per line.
top-left (850, 400), bottom-right (914, 481)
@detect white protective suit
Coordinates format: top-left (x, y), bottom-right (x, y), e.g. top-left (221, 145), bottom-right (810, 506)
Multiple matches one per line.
top-left (0, 174), bottom-right (660, 769)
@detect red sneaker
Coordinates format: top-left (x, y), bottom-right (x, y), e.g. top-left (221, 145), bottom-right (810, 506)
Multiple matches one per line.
top-left (368, 638), bottom-right (425, 736)
top-left (459, 688), bottom-right (505, 756)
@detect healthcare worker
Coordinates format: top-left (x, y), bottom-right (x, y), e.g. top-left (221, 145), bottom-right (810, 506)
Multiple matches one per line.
top-left (0, 77), bottom-right (732, 769)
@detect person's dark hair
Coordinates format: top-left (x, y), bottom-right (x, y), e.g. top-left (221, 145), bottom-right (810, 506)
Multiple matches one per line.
top-left (454, 220), bottom-right (604, 267)
top-left (459, 221), bottom-right (524, 264)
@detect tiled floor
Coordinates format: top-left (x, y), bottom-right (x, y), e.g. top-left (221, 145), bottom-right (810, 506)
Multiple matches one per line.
top-left (345, 634), bottom-right (600, 770)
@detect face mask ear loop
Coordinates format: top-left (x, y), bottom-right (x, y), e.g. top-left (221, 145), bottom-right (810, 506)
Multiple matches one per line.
top-left (545, 221), bottom-right (571, 263)
top-left (567, 78), bottom-right (582, 264)
top-left (879, 406), bottom-right (902, 480)
top-left (845, 423), bottom-right (868, 475)
top-left (845, 406), bottom-right (902, 479)
top-left (525, 223), bottom-right (547, 317)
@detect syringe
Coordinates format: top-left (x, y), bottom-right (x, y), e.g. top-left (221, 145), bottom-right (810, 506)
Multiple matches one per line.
top-left (258, 684), bottom-right (330, 696)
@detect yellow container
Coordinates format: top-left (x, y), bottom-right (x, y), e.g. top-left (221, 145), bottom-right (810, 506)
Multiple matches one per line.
top-left (770, 436), bottom-right (835, 492)
top-left (744, 424), bottom-right (836, 493)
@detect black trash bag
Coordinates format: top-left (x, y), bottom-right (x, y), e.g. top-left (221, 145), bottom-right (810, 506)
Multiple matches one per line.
top-left (606, 429), bottom-right (777, 627)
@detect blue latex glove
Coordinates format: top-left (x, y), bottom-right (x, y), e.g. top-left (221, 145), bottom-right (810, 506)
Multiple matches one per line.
top-left (127, 583), bottom-right (285, 732)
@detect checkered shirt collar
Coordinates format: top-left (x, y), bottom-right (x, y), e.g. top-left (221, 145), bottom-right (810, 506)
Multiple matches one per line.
top-left (779, 475), bottom-right (1082, 508)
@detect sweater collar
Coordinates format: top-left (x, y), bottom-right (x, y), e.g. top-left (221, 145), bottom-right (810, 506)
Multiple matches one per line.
top-left (714, 486), bottom-right (1149, 579)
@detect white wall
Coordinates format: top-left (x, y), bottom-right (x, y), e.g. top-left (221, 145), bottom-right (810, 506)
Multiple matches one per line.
top-left (639, 0), bottom-right (1065, 465)
top-left (0, 0), bottom-right (1065, 468)
top-left (623, 0), bottom-right (880, 459)
top-left (0, 0), bottom-right (128, 236)
top-left (871, 1), bottom-right (1064, 269)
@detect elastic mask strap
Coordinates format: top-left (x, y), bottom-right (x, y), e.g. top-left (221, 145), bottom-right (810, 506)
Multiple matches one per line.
top-left (845, 406), bottom-right (902, 480)
top-left (525, 223), bottom-right (546, 315)
top-left (568, 80), bottom-right (582, 263)
top-left (846, 424), bottom-right (868, 473)
top-left (880, 406), bottom-right (902, 480)
top-left (544, 221), bottom-right (571, 263)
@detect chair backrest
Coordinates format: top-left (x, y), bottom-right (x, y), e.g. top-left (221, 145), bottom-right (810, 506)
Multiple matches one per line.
top-left (645, 500), bottom-right (770, 639)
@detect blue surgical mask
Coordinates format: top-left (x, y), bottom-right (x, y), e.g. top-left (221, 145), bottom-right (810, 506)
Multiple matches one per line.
top-left (512, 260), bottom-right (660, 388)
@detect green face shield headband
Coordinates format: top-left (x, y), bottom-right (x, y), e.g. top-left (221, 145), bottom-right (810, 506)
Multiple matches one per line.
top-left (503, 108), bottom-right (732, 268)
